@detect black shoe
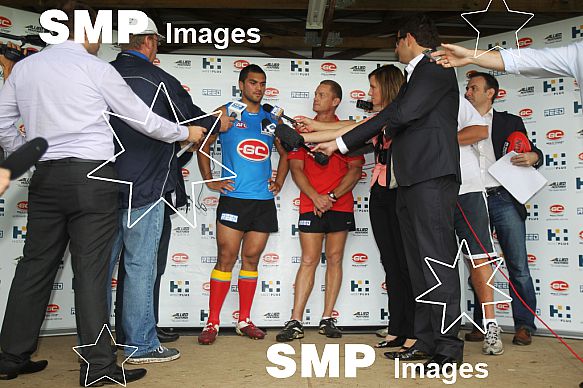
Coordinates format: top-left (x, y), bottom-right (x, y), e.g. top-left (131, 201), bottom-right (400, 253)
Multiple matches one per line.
top-left (384, 348), bottom-right (431, 360)
top-left (423, 354), bottom-right (462, 370)
top-left (319, 318), bottom-right (342, 338)
top-left (81, 365), bottom-right (146, 387)
top-left (0, 359), bottom-right (48, 380)
top-left (156, 327), bottom-right (179, 343)
top-left (276, 320), bottom-right (304, 342)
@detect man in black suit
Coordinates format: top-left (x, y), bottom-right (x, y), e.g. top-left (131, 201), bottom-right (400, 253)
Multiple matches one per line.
top-left (315, 15), bottom-right (464, 366)
top-left (464, 72), bottom-right (542, 346)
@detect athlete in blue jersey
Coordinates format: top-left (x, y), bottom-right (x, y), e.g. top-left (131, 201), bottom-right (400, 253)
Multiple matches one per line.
top-left (197, 64), bottom-right (289, 344)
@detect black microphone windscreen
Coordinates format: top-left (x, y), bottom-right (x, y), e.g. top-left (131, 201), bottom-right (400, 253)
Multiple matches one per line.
top-left (262, 103), bottom-right (274, 113)
top-left (313, 152), bottom-right (329, 166)
top-left (274, 124), bottom-right (304, 149)
top-left (1, 137), bottom-right (48, 180)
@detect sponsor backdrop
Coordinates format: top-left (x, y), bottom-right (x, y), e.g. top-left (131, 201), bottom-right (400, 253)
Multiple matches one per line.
top-left (457, 16), bottom-right (583, 336)
top-left (0, 5), bottom-right (581, 337)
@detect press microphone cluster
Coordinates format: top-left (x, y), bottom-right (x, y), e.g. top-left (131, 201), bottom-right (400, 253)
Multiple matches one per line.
top-left (0, 137), bottom-right (49, 179)
top-left (262, 103), bottom-right (297, 125)
top-left (273, 123), bottom-right (329, 166)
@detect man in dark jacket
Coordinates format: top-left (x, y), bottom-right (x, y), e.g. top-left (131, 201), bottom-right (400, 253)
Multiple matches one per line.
top-left (464, 72), bottom-right (542, 346)
top-left (107, 17), bottom-right (230, 364)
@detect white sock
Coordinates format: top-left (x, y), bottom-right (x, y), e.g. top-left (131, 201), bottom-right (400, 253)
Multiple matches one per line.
top-left (321, 316), bottom-right (331, 320)
top-left (483, 319), bottom-right (498, 328)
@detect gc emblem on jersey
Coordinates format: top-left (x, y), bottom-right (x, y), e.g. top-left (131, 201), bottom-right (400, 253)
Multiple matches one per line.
top-left (235, 121), bottom-right (247, 129)
top-left (237, 139), bottom-right (270, 161)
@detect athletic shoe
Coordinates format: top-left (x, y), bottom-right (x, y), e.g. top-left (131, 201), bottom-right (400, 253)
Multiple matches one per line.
top-left (198, 323), bottom-right (219, 345)
top-left (319, 318), bottom-right (342, 338)
top-left (126, 345), bottom-right (180, 364)
top-left (482, 323), bottom-right (504, 355)
top-left (276, 320), bottom-right (304, 342)
top-left (236, 319), bottom-right (266, 339)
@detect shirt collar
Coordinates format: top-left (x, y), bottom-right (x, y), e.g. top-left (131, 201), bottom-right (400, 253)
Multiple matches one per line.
top-left (485, 107), bottom-right (494, 119)
top-left (52, 40), bottom-right (89, 53)
top-left (123, 50), bottom-right (150, 62)
top-left (404, 53), bottom-right (425, 77)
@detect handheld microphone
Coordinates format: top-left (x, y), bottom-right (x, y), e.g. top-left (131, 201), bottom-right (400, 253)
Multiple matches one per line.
top-left (227, 101), bottom-right (247, 121)
top-left (0, 137), bottom-right (48, 179)
top-left (356, 100), bottom-right (373, 111)
top-left (262, 103), bottom-right (297, 125)
top-left (261, 119), bottom-right (277, 137)
top-left (274, 124), bottom-right (329, 165)
top-left (503, 131), bottom-right (532, 154)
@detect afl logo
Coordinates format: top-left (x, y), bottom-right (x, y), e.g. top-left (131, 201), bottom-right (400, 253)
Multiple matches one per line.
top-left (0, 16), bottom-right (12, 28)
top-left (519, 108), bottom-right (533, 118)
top-left (202, 282), bottom-right (211, 291)
top-left (237, 139), bottom-right (270, 161)
top-left (321, 62), bottom-right (337, 73)
top-left (496, 302), bottom-right (510, 311)
top-left (350, 90), bottom-right (366, 99)
top-left (172, 253), bottom-right (189, 263)
top-left (262, 253), bottom-right (280, 263)
top-left (549, 204), bottom-right (565, 214)
top-left (265, 87), bottom-right (280, 97)
top-left (352, 253), bottom-right (368, 263)
top-left (234, 59), bottom-right (249, 70)
top-left (496, 89), bottom-right (507, 99)
top-left (550, 280), bottom-right (569, 291)
top-left (235, 121), bottom-right (247, 129)
top-left (518, 37), bottom-right (533, 48)
top-left (546, 129), bottom-right (564, 140)
top-left (46, 304), bottom-right (60, 314)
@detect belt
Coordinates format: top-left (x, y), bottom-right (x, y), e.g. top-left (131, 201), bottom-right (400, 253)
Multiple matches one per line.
top-left (485, 186), bottom-right (504, 196)
top-left (36, 157), bottom-right (108, 165)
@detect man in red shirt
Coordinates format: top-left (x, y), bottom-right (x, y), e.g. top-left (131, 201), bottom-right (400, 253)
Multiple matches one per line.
top-left (276, 80), bottom-right (364, 341)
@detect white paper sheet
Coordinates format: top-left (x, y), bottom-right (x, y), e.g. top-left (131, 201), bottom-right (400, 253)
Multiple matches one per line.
top-left (487, 151), bottom-right (548, 204)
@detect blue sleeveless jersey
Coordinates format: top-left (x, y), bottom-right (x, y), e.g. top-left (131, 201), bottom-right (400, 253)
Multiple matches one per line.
top-left (219, 102), bottom-right (277, 200)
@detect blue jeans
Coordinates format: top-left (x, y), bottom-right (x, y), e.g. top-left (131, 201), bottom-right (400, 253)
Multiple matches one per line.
top-left (108, 201), bottom-right (164, 356)
top-left (487, 189), bottom-right (536, 332)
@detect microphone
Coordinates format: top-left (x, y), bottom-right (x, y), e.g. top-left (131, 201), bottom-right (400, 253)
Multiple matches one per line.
top-left (262, 103), bottom-right (297, 125)
top-left (227, 101), bottom-right (247, 121)
top-left (261, 119), bottom-right (277, 137)
top-left (0, 137), bottom-right (49, 179)
top-left (274, 124), bottom-right (329, 166)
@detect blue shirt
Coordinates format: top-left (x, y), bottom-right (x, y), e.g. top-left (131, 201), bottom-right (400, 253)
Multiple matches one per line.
top-left (219, 102), bottom-right (277, 200)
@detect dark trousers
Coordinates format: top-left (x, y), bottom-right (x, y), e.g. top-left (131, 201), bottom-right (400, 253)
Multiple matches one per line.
top-left (0, 161), bottom-right (118, 375)
top-left (369, 183), bottom-right (414, 338)
top-left (115, 199), bottom-right (173, 341)
top-left (396, 175), bottom-right (464, 359)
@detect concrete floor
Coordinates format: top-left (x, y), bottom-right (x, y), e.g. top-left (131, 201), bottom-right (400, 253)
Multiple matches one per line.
top-left (6, 329), bottom-right (583, 387)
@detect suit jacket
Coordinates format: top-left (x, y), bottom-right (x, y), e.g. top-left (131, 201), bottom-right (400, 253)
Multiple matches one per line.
top-left (491, 110), bottom-right (544, 220)
top-left (341, 56), bottom-right (460, 187)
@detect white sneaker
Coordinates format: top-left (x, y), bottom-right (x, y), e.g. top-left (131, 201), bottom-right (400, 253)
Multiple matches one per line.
top-left (482, 323), bottom-right (504, 355)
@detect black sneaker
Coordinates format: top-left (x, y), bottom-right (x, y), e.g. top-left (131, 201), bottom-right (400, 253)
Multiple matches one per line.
top-left (276, 320), bottom-right (304, 342)
top-left (319, 318), bottom-right (342, 338)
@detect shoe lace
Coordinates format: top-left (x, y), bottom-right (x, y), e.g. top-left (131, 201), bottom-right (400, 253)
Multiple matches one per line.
top-left (156, 345), bottom-right (168, 353)
top-left (203, 323), bottom-right (218, 332)
top-left (324, 318), bottom-right (338, 329)
top-left (283, 320), bottom-right (299, 330)
top-left (485, 324), bottom-right (500, 344)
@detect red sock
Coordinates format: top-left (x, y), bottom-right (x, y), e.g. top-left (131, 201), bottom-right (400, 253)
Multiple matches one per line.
top-left (238, 270), bottom-right (258, 322)
top-left (208, 269), bottom-right (232, 325)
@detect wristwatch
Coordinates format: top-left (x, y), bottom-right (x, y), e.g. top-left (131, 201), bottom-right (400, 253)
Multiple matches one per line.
top-left (328, 191), bottom-right (337, 200)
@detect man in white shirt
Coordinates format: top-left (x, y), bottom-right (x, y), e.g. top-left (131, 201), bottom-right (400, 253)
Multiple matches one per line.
top-left (0, 2), bottom-right (204, 385)
top-left (455, 98), bottom-right (503, 355)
